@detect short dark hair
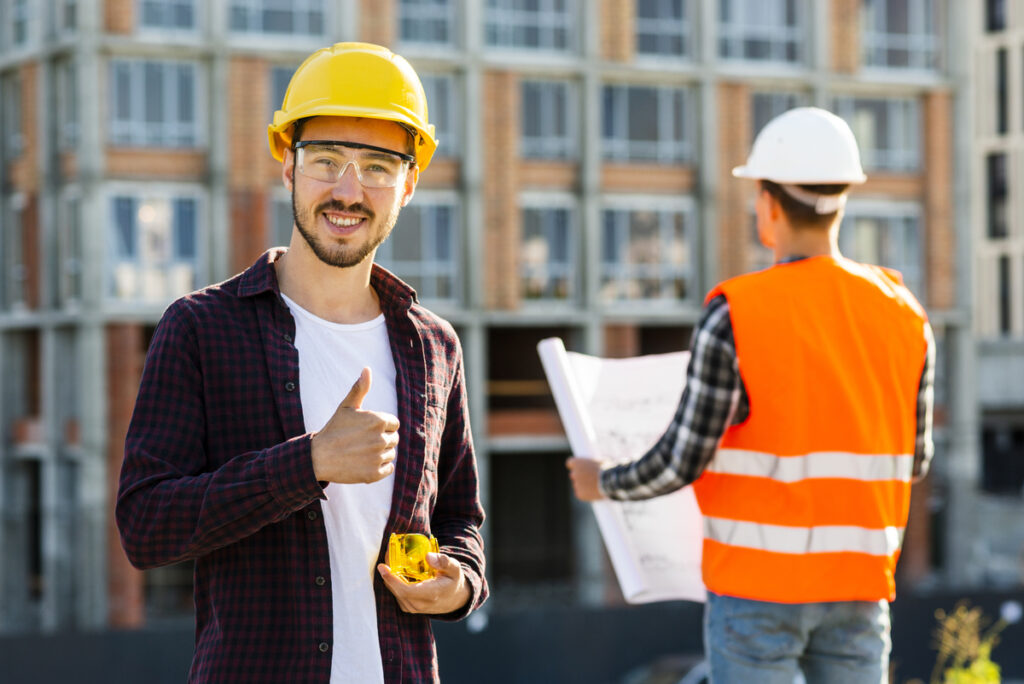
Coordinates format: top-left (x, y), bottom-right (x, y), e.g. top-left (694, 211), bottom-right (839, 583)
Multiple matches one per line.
top-left (760, 180), bottom-right (850, 230)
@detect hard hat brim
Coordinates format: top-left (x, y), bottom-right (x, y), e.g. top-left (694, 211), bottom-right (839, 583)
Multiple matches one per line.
top-left (732, 164), bottom-right (868, 184)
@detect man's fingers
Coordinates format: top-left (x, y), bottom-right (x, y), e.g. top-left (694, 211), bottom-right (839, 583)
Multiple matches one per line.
top-left (426, 553), bottom-right (460, 579)
top-left (339, 367), bottom-right (372, 409)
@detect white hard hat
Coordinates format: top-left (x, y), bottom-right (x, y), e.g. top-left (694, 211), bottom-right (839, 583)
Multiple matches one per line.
top-left (732, 107), bottom-right (867, 185)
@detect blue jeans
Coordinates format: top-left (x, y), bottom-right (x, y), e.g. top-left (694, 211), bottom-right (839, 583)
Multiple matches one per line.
top-left (704, 592), bottom-right (891, 684)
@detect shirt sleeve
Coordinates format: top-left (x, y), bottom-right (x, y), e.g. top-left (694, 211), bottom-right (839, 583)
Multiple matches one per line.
top-left (429, 343), bottom-right (489, 621)
top-left (115, 300), bottom-right (325, 570)
top-left (913, 322), bottom-right (936, 480)
top-left (599, 295), bottom-right (745, 501)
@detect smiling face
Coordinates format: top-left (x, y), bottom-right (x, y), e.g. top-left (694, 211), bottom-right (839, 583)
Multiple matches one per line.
top-left (283, 116), bottom-right (418, 269)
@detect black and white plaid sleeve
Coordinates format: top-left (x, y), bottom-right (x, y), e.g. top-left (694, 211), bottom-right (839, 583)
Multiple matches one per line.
top-left (914, 321), bottom-right (936, 479)
top-left (599, 295), bottom-right (746, 501)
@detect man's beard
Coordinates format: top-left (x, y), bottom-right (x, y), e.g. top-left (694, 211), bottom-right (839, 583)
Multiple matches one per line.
top-left (291, 184), bottom-right (401, 268)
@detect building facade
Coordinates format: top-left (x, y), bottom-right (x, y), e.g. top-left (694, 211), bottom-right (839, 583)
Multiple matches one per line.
top-left (0, 0), bottom-right (981, 635)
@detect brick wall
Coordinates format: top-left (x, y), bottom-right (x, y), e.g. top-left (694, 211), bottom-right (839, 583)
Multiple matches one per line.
top-left (106, 150), bottom-right (208, 180)
top-left (601, 0), bottom-right (635, 62)
top-left (230, 189), bottom-right (270, 275)
top-left (106, 324), bottom-right (145, 628)
top-left (831, 0), bottom-right (861, 74)
top-left (105, 0), bottom-right (135, 35)
top-left (717, 82), bottom-right (754, 280)
top-left (923, 91), bottom-right (955, 311)
top-left (361, 0), bottom-right (397, 47)
top-left (482, 71), bottom-right (520, 310)
top-left (9, 63), bottom-right (39, 191)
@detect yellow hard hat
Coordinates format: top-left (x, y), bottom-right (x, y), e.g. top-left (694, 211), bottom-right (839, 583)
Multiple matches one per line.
top-left (267, 42), bottom-right (438, 171)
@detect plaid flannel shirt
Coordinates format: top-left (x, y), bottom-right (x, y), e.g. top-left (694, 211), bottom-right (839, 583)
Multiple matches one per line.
top-left (116, 249), bottom-right (487, 683)
top-left (601, 291), bottom-right (935, 501)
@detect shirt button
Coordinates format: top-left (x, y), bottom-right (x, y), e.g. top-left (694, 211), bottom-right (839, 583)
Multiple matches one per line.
top-left (285, 381), bottom-right (296, 392)
top-left (315, 576), bottom-right (326, 586)
top-left (318, 642), bottom-right (330, 653)
top-left (306, 510), bottom-right (318, 521)
top-left (283, 333), bottom-right (293, 343)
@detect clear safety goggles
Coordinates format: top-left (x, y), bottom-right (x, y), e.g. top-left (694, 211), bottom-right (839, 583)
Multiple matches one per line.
top-left (293, 140), bottom-right (416, 188)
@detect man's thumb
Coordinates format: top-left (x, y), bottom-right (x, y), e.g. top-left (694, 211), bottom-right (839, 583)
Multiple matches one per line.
top-left (340, 367), bottom-right (372, 409)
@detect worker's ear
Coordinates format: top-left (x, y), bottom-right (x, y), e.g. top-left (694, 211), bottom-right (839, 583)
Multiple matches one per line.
top-left (754, 188), bottom-right (777, 249)
top-left (399, 164), bottom-right (419, 207)
top-left (282, 148), bottom-right (295, 192)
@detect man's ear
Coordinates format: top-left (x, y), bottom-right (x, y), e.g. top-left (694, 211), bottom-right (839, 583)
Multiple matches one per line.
top-left (282, 148), bottom-right (295, 191)
top-left (400, 165), bottom-right (419, 207)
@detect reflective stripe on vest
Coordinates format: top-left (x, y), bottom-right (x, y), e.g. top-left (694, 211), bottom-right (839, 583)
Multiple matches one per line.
top-left (706, 448), bottom-right (915, 483)
top-left (704, 516), bottom-right (905, 556)
top-left (693, 256), bottom-right (927, 604)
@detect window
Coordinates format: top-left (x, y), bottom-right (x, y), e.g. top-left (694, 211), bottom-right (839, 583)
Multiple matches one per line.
top-left (718, 0), bottom-right (803, 65)
top-left (982, 421), bottom-right (1024, 495)
top-left (4, 0), bottom-right (32, 48)
top-left (229, 0), bottom-right (325, 36)
top-left (2, 194), bottom-right (27, 310)
top-left (862, 0), bottom-right (940, 71)
top-left (600, 201), bottom-right (694, 304)
top-left (636, 0), bottom-right (692, 58)
top-left (485, 0), bottom-right (575, 52)
top-left (521, 79), bottom-right (575, 160)
top-left (138, 0), bottom-right (196, 30)
top-left (109, 190), bottom-right (204, 304)
top-left (997, 48), bottom-right (1008, 135)
top-left (268, 64), bottom-right (296, 120)
top-left (56, 59), bottom-right (78, 150)
top-left (109, 60), bottom-right (200, 148)
top-left (490, 451), bottom-right (573, 597)
top-left (376, 193), bottom-right (460, 304)
top-left (55, 0), bottom-right (77, 34)
top-left (751, 91), bottom-right (803, 138)
top-left (998, 255), bottom-right (1012, 334)
top-left (399, 0), bottom-right (456, 47)
top-left (270, 189), bottom-right (292, 248)
top-left (420, 73), bottom-right (458, 158)
top-left (520, 198), bottom-right (576, 302)
top-left (987, 0), bottom-right (1006, 31)
top-left (987, 153), bottom-right (1008, 240)
top-left (833, 96), bottom-right (920, 172)
top-left (1, 72), bottom-right (23, 160)
top-left (602, 85), bottom-right (692, 164)
top-left (841, 202), bottom-right (923, 298)
top-left (58, 192), bottom-right (82, 306)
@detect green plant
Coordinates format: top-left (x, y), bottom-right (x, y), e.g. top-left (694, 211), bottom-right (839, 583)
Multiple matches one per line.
top-left (929, 601), bottom-right (1007, 684)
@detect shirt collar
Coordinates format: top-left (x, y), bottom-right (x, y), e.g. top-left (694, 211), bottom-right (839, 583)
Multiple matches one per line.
top-left (237, 248), bottom-right (418, 312)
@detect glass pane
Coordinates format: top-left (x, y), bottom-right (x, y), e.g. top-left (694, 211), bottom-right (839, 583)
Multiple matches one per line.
top-left (177, 66), bottom-right (194, 124)
top-left (144, 64), bottom-right (164, 124)
top-left (627, 88), bottom-right (659, 142)
top-left (434, 207), bottom-right (452, 260)
top-left (393, 223), bottom-right (423, 261)
top-left (114, 198), bottom-right (136, 258)
top-left (174, 199), bottom-right (197, 259)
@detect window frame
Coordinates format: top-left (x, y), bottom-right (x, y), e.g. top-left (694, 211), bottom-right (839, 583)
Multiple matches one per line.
top-left (635, 0), bottom-right (694, 60)
top-left (104, 183), bottom-right (208, 309)
top-left (108, 58), bottom-right (204, 149)
top-left (841, 199), bottom-right (925, 300)
top-left (484, 0), bottom-right (577, 54)
top-left (717, 0), bottom-right (806, 67)
top-left (520, 78), bottom-right (577, 160)
top-left (833, 95), bottom-right (921, 173)
top-left (374, 189), bottom-right (463, 307)
top-left (861, 0), bottom-right (942, 73)
top-left (136, 0), bottom-right (198, 33)
top-left (419, 72), bottom-right (460, 159)
top-left (601, 84), bottom-right (694, 164)
top-left (227, 0), bottom-right (327, 40)
top-left (598, 194), bottom-right (697, 309)
top-left (398, 0), bottom-right (458, 50)
top-left (518, 192), bottom-right (578, 307)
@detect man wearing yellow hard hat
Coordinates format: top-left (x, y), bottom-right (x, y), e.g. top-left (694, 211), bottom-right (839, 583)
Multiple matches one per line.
top-left (569, 107), bottom-right (934, 683)
top-left (117, 43), bottom-right (487, 683)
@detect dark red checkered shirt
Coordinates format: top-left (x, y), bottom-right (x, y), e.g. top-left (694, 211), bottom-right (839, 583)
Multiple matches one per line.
top-left (116, 249), bottom-right (487, 683)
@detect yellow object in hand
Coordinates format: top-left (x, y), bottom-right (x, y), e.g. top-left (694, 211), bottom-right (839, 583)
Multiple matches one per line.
top-left (388, 533), bottom-right (439, 583)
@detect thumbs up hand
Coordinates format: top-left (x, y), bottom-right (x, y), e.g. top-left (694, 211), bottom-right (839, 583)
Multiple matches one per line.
top-left (310, 367), bottom-right (401, 484)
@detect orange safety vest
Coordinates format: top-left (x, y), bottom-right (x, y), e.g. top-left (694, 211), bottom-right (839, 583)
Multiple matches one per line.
top-left (692, 255), bottom-right (928, 603)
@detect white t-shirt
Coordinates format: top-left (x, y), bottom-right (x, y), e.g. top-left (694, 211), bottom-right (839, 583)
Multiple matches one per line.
top-left (282, 294), bottom-right (397, 684)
